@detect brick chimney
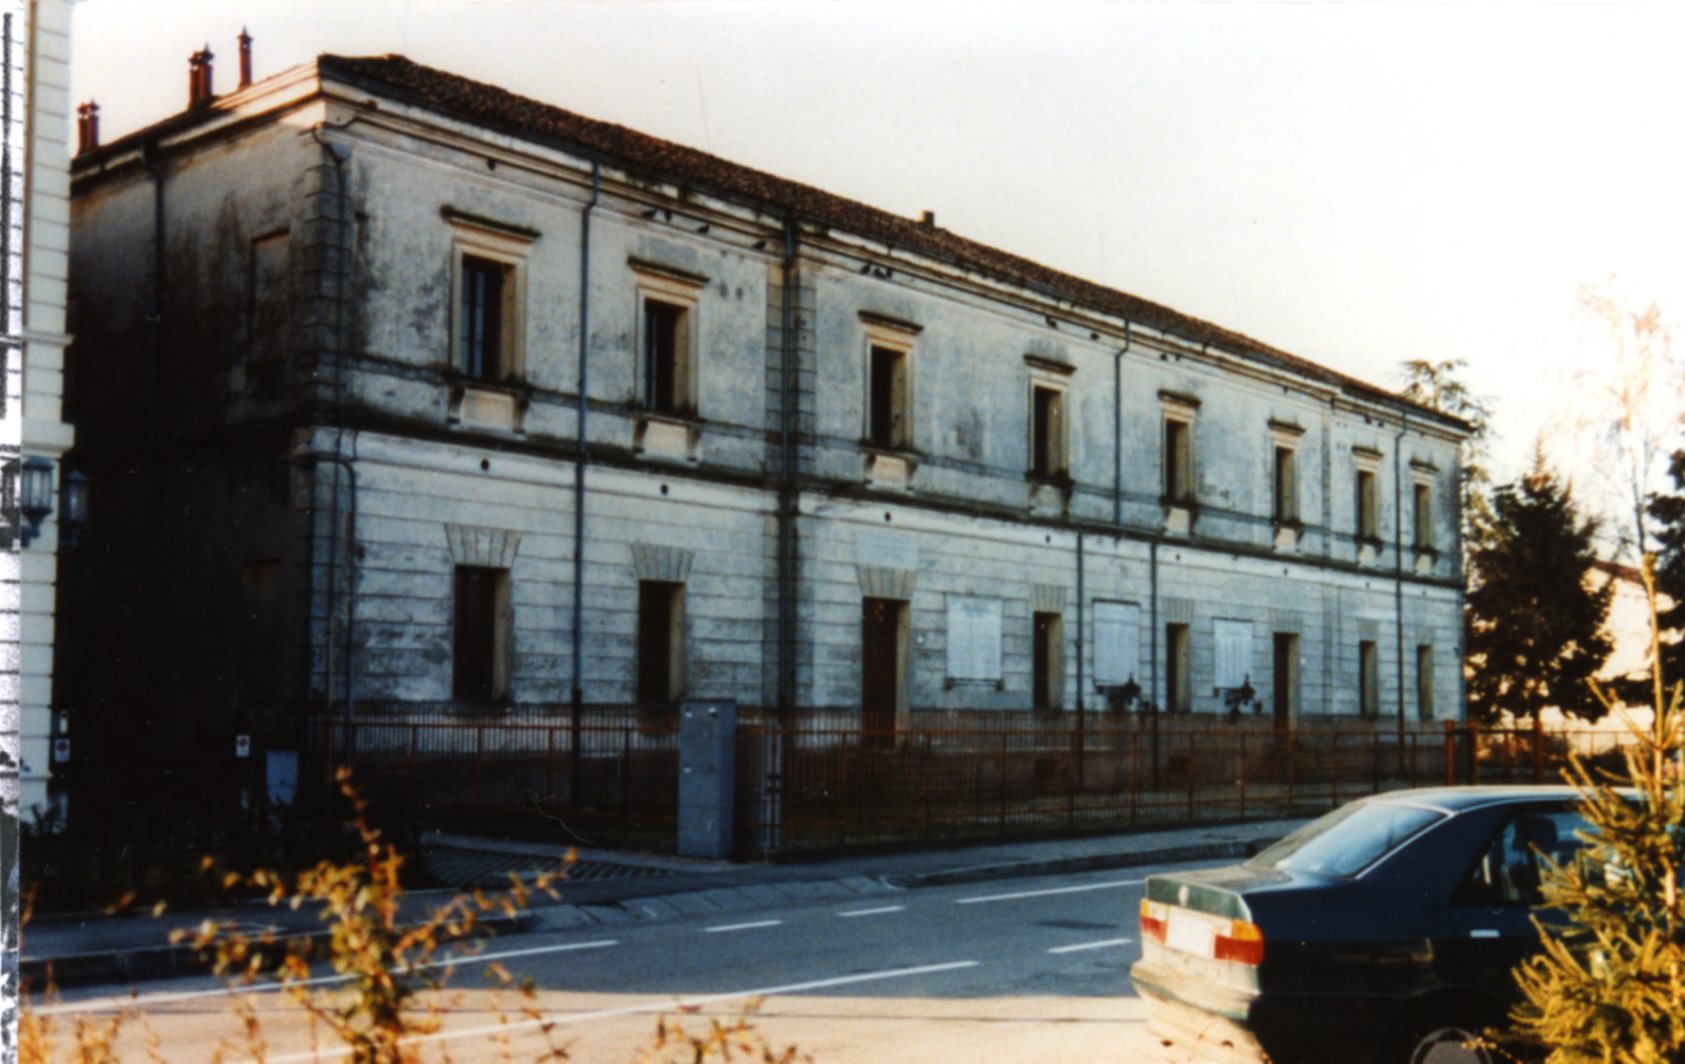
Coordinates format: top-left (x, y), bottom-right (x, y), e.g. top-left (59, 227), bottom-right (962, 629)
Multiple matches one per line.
top-left (238, 28), bottom-right (252, 89)
top-left (188, 45), bottom-right (214, 109)
top-left (75, 100), bottom-right (99, 155)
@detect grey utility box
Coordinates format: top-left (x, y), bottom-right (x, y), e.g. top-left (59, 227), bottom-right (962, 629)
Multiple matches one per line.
top-left (677, 699), bottom-right (736, 859)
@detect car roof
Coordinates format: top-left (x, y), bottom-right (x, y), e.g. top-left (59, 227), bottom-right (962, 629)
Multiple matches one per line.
top-left (1362, 785), bottom-right (1585, 814)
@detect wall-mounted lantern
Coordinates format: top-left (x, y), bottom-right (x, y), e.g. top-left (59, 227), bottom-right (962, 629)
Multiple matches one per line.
top-left (61, 469), bottom-right (90, 550)
top-left (20, 457), bottom-right (54, 547)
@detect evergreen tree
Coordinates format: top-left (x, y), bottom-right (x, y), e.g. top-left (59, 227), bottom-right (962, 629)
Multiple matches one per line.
top-left (1509, 560), bottom-right (1685, 1062)
top-left (1650, 449), bottom-right (1685, 691)
top-left (1466, 460), bottom-right (1613, 724)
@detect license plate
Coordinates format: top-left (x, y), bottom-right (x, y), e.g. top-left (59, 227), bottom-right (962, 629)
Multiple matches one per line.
top-left (1166, 910), bottom-right (1215, 957)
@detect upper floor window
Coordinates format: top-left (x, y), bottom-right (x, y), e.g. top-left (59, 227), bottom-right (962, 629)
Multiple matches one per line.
top-left (1031, 384), bottom-right (1067, 477)
top-left (445, 208), bottom-right (534, 385)
top-left (631, 259), bottom-right (707, 417)
top-left (859, 313), bottom-right (922, 464)
top-left (1160, 392), bottom-right (1200, 504)
top-left (1357, 469), bottom-right (1379, 539)
top-left (1407, 460), bottom-right (1441, 552)
top-left (247, 229), bottom-right (289, 366)
top-left (869, 345), bottom-right (910, 449)
top-left (1269, 421), bottom-right (1304, 524)
top-left (644, 299), bottom-right (689, 413)
top-left (1353, 447), bottom-right (1382, 542)
top-left (1026, 355), bottom-right (1074, 480)
top-left (1274, 446), bottom-right (1296, 522)
top-left (1413, 482), bottom-right (1433, 548)
top-left (459, 256), bottom-right (510, 381)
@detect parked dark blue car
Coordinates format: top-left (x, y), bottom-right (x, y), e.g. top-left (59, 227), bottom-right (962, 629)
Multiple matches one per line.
top-left (1131, 787), bottom-right (1591, 1063)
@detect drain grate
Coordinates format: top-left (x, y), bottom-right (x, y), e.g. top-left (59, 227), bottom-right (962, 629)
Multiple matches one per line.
top-left (422, 845), bottom-right (681, 889)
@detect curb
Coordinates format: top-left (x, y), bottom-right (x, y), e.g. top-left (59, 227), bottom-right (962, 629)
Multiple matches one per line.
top-left (882, 838), bottom-right (1270, 889)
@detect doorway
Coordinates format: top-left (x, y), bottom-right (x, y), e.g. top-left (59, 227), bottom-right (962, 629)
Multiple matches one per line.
top-left (861, 597), bottom-right (907, 742)
top-left (637, 580), bottom-right (685, 708)
top-left (1166, 623), bottom-right (1191, 713)
top-left (1033, 611), bottom-right (1064, 712)
top-left (1272, 633), bottom-right (1298, 734)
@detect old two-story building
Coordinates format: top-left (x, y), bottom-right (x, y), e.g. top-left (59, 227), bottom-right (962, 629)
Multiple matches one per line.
top-left (58, 43), bottom-right (1469, 795)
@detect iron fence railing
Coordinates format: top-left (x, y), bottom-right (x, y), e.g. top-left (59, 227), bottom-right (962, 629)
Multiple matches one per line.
top-left (306, 707), bottom-right (1651, 858)
top-left (307, 706), bottom-right (680, 849)
top-left (734, 717), bottom-right (1451, 855)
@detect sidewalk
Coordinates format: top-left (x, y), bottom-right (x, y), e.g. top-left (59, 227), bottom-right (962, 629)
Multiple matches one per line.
top-left (22, 817), bottom-right (1304, 990)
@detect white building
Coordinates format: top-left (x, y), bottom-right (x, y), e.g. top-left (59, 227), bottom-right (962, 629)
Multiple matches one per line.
top-left (10, 0), bottom-right (77, 823)
top-left (60, 48), bottom-right (1469, 787)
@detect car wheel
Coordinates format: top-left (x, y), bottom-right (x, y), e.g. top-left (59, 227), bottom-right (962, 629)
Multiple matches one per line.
top-left (1393, 1010), bottom-right (1498, 1064)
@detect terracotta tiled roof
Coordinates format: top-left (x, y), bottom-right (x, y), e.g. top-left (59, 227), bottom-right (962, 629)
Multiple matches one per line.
top-left (315, 53), bottom-right (1461, 431)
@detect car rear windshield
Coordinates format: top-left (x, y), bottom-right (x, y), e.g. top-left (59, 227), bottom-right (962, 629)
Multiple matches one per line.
top-left (1248, 800), bottom-right (1449, 878)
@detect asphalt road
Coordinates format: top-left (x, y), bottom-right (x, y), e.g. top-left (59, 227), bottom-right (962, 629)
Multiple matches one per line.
top-left (37, 861), bottom-right (1229, 1063)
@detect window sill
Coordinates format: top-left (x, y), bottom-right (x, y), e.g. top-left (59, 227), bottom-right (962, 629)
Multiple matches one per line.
top-left (1412, 545), bottom-right (1439, 574)
top-left (634, 410), bottom-right (702, 462)
top-left (863, 446), bottom-right (917, 491)
top-left (446, 374), bottom-right (530, 434)
top-left (1026, 473), bottom-right (1071, 516)
top-left (1161, 497), bottom-right (1198, 535)
top-left (1272, 520), bottom-right (1302, 551)
top-left (1356, 536), bottom-right (1383, 565)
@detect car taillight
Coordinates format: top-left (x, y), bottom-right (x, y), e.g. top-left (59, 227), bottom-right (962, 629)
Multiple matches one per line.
top-left (1140, 898), bottom-right (1168, 942)
top-left (1214, 918), bottom-right (1264, 965)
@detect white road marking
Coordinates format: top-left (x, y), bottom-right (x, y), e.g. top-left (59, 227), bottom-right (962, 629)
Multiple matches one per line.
top-left (837, 905), bottom-right (905, 918)
top-left (250, 959), bottom-right (984, 1062)
top-left (37, 971), bottom-right (355, 1016)
top-left (703, 919), bottom-right (784, 933)
top-left (955, 879), bottom-right (1145, 905)
top-left (36, 939), bottom-right (622, 1016)
top-left (434, 938), bottom-right (621, 967)
top-left (1047, 937), bottom-right (1135, 954)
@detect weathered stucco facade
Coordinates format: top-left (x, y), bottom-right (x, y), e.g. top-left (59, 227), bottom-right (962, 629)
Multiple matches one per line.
top-left (61, 51), bottom-right (1468, 781)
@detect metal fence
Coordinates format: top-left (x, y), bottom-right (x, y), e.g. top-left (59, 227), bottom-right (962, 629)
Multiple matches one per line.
top-left (307, 707), bottom-right (680, 849)
top-left (735, 714), bottom-right (1451, 856)
top-left (307, 707), bottom-right (1650, 859)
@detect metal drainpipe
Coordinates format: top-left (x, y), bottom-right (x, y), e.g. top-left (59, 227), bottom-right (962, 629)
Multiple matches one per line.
top-left (1394, 411), bottom-right (1408, 750)
top-left (1075, 531), bottom-right (1086, 786)
top-left (310, 126), bottom-right (351, 716)
top-left (137, 139), bottom-right (165, 764)
top-left (140, 141), bottom-right (164, 461)
top-left (1149, 539), bottom-right (1159, 706)
top-left (1113, 323), bottom-right (1131, 526)
top-left (1149, 537), bottom-right (1160, 791)
top-left (570, 162), bottom-right (600, 797)
top-left (301, 447), bottom-right (359, 719)
top-left (1452, 442), bottom-right (1467, 722)
top-left (777, 218), bottom-right (798, 714)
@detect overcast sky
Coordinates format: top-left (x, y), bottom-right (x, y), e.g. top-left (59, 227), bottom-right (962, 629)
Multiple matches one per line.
top-left (68, 1), bottom-right (1685, 500)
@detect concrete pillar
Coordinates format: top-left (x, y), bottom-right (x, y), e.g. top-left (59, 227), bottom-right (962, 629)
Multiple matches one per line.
top-left (677, 699), bottom-right (735, 859)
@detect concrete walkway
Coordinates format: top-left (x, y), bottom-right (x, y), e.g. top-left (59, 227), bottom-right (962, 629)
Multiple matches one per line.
top-left (23, 817), bottom-right (1305, 989)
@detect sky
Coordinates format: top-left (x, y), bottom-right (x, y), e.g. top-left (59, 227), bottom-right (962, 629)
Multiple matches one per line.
top-left (66, 1), bottom-right (1685, 515)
